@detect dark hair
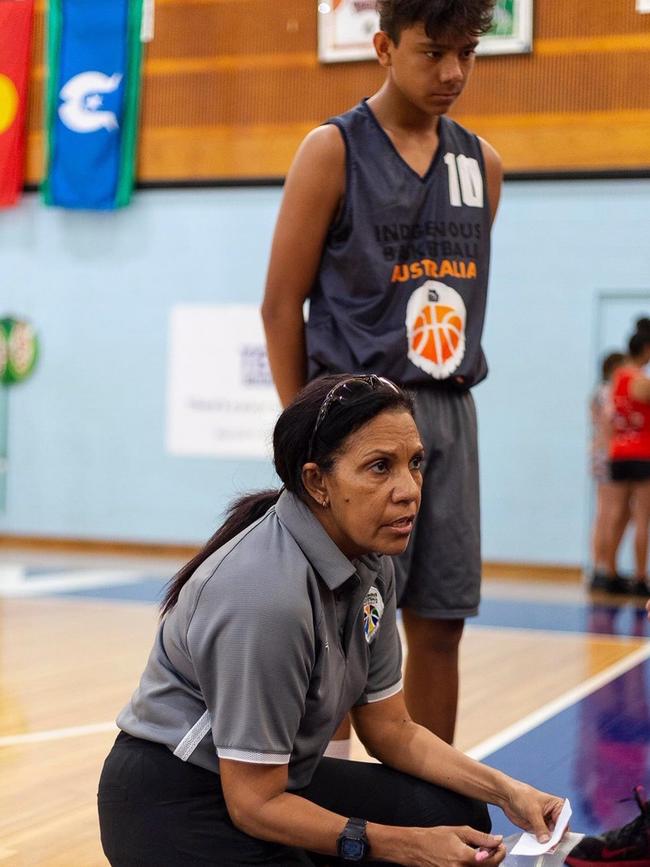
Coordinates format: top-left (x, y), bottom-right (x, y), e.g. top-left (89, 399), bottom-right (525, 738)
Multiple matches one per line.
top-left (377, 0), bottom-right (496, 42)
top-left (601, 351), bottom-right (625, 382)
top-left (636, 317), bottom-right (650, 334)
top-left (161, 375), bottom-right (414, 615)
top-left (629, 330), bottom-right (650, 359)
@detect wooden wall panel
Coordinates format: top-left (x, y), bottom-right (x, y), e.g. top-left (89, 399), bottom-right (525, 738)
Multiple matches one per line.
top-left (448, 52), bottom-right (650, 115)
top-left (535, 2), bottom-right (647, 38)
top-left (25, 0), bottom-right (650, 182)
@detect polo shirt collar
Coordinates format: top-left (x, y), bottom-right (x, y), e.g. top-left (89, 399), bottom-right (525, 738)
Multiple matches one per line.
top-left (275, 489), bottom-right (377, 591)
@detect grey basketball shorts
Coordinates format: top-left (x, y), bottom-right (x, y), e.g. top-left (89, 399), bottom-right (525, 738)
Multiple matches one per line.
top-left (394, 385), bottom-right (481, 620)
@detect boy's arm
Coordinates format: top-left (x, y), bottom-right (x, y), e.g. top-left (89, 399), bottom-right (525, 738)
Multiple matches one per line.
top-left (262, 125), bottom-right (345, 407)
top-left (479, 137), bottom-right (503, 226)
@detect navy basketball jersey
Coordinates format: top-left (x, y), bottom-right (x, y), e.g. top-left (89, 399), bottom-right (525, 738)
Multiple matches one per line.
top-left (306, 99), bottom-right (491, 388)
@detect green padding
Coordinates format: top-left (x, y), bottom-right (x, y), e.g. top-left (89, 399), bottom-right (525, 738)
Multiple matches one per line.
top-left (115, 0), bottom-right (144, 208)
top-left (0, 318), bottom-right (39, 385)
top-left (41, 0), bottom-right (63, 205)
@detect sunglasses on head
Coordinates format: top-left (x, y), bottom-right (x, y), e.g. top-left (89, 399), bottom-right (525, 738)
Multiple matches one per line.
top-left (307, 375), bottom-right (401, 461)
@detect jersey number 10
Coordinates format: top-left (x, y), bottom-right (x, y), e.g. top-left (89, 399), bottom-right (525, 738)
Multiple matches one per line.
top-left (443, 153), bottom-right (484, 208)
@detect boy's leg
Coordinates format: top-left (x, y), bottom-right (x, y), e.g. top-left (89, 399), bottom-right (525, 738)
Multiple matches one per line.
top-left (395, 388), bottom-right (481, 745)
top-left (401, 612), bottom-right (464, 744)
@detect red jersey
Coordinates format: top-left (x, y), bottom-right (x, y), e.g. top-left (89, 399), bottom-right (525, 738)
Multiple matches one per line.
top-left (610, 366), bottom-right (650, 460)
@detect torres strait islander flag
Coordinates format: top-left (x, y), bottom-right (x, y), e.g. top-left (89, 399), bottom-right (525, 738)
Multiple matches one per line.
top-left (42, 0), bottom-right (144, 209)
top-left (0, 0), bottom-right (34, 208)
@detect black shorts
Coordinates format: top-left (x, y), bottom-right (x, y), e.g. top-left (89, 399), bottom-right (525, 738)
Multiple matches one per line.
top-left (395, 386), bottom-right (480, 619)
top-left (609, 460), bottom-right (650, 482)
top-left (98, 732), bottom-right (490, 866)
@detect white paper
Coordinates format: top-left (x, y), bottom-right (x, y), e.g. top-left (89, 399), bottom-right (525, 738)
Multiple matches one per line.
top-left (637, 0), bottom-right (650, 13)
top-left (510, 799), bottom-right (572, 856)
top-left (504, 831), bottom-right (584, 867)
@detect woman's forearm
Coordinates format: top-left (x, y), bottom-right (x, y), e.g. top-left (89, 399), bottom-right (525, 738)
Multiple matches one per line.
top-left (232, 790), bottom-right (410, 863)
top-left (365, 716), bottom-right (514, 808)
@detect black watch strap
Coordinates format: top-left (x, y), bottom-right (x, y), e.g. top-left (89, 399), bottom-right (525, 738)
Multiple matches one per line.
top-left (337, 817), bottom-right (370, 861)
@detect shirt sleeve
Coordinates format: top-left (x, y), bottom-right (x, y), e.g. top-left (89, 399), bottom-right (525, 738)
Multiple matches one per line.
top-left (186, 566), bottom-right (315, 764)
top-left (355, 557), bottom-right (403, 706)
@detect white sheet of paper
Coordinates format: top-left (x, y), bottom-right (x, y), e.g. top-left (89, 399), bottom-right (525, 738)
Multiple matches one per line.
top-left (510, 799), bottom-right (572, 856)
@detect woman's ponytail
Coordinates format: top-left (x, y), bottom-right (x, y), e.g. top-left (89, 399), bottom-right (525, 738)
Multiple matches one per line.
top-left (160, 489), bottom-right (281, 616)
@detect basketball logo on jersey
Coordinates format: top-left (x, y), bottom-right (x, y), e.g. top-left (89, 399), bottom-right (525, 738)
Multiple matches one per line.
top-left (405, 280), bottom-right (466, 379)
top-left (363, 586), bottom-right (384, 644)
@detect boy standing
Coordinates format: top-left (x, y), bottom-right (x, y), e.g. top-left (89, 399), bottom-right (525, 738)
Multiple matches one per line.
top-left (262, 0), bottom-right (502, 745)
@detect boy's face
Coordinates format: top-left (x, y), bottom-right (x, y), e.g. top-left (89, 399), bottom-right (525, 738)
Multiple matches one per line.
top-left (377, 23), bottom-right (478, 115)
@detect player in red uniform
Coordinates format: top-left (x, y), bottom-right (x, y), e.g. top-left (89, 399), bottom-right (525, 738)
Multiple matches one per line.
top-left (605, 329), bottom-right (650, 596)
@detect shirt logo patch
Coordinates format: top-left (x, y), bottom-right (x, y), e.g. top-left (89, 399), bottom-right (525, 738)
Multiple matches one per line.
top-left (405, 280), bottom-right (466, 379)
top-left (363, 586), bottom-right (384, 644)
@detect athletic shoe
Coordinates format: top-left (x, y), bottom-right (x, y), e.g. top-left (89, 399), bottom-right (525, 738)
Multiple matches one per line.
top-left (629, 579), bottom-right (650, 598)
top-left (565, 786), bottom-right (650, 867)
top-left (590, 572), bottom-right (630, 594)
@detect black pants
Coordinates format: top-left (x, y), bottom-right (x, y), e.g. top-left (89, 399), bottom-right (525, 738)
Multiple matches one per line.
top-left (98, 733), bottom-right (490, 866)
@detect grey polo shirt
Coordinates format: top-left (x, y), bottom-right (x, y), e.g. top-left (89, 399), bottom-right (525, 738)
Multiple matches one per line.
top-left (117, 490), bottom-right (403, 789)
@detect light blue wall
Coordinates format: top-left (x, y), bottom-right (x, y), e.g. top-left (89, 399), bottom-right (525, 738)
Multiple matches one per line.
top-left (1, 189), bottom-right (280, 544)
top-left (477, 179), bottom-right (650, 564)
top-left (2, 180), bottom-right (650, 563)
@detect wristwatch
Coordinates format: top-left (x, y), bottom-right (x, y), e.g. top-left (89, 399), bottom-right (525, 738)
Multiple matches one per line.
top-left (337, 817), bottom-right (370, 861)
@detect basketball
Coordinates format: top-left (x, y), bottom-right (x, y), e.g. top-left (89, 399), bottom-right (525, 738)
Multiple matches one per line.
top-left (405, 280), bottom-right (467, 378)
top-left (411, 302), bottom-right (463, 365)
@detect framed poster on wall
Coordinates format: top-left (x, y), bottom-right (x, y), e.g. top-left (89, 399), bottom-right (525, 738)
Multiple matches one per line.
top-left (482, 0), bottom-right (533, 55)
top-left (318, 0), bottom-right (533, 63)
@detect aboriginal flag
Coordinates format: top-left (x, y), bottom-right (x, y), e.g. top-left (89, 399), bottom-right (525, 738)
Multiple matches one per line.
top-left (42, 0), bottom-right (144, 210)
top-left (0, 0), bottom-right (34, 208)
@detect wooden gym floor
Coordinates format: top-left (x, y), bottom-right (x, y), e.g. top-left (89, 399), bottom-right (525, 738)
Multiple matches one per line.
top-left (0, 550), bottom-right (648, 866)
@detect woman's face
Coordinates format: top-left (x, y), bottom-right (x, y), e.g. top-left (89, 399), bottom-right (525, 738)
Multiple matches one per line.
top-left (309, 410), bottom-right (424, 559)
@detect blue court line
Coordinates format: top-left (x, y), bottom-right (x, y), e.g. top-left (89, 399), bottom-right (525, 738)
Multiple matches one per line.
top-left (476, 597), bottom-right (649, 639)
top-left (24, 567), bottom-right (80, 579)
top-left (56, 577), bottom-right (167, 603)
top-left (22, 575), bottom-right (650, 639)
top-left (485, 657), bottom-right (650, 838)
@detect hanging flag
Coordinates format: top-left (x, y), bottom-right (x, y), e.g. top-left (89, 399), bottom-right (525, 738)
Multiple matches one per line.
top-left (42, 0), bottom-right (144, 210)
top-left (0, 0), bottom-right (34, 208)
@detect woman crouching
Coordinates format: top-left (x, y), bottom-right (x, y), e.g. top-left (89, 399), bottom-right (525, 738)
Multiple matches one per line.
top-left (98, 374), bottom-right (563, 866)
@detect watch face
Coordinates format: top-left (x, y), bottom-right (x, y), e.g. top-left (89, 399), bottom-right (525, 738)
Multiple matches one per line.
top-left (341, 837), bottom-right (365, 860)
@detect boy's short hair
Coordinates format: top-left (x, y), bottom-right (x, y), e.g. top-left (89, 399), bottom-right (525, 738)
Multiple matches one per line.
top-left (377, 0), bottom-right (495, 43)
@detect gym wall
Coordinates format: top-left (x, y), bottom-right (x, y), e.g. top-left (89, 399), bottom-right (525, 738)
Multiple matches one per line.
top-left (25, 0), bottom-right (650, 181)
top-left (3, 177), bottom-right (650, 565)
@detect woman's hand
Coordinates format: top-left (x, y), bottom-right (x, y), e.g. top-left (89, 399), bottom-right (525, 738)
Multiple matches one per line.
top-left (401, 826), bottom-right (506, 867)
top-left (500, 780), bottom-right (565, 842)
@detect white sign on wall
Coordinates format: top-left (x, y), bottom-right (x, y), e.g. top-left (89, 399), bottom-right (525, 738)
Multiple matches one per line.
top-left (166, 305), bottom-right (281, 459)
top-left (637, 0), bottom-right (650, 13)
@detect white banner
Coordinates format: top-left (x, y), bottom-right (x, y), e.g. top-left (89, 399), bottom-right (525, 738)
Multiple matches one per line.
top-left (166, 305), bottom-right (281, 459)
